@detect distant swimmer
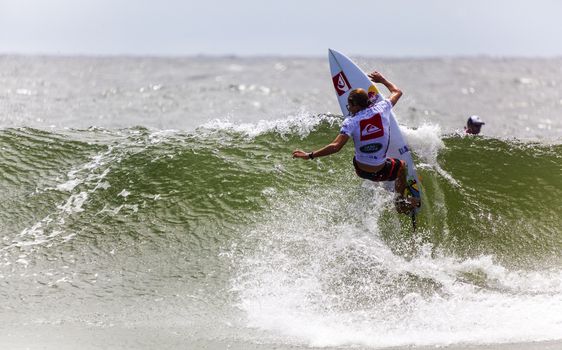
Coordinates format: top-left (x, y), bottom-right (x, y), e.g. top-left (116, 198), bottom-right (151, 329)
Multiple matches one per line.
top-left (292, 71), bottom-right (419, 214)
top-left (465, 115), bottom-right (485, 135)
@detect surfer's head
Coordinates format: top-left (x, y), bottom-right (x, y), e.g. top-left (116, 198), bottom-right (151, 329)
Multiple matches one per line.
top-left (347, 89), bottom-right (370, 114)
top-left (465, 115), bottom-right (485, 135)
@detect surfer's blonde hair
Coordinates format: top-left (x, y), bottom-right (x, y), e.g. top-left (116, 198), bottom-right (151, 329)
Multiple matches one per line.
top-left (348, 89), bottom-right (370, 108)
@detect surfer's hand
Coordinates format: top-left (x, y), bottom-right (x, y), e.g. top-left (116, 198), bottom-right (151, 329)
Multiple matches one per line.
top-left (292, 150), bottom-right (310, 159)
top-left (368, 71), bottom-right (386, 83)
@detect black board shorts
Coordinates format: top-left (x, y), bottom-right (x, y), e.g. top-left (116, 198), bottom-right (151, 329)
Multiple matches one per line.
top-left (353, 157), bottom-right (403, 182)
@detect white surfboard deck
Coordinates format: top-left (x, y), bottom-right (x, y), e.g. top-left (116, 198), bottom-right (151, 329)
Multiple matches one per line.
top-left (328, 48), bottom-right (421, 215)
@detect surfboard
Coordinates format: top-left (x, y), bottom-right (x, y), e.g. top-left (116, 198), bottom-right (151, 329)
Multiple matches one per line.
top-left (328, 49), bottom-right (422, 227)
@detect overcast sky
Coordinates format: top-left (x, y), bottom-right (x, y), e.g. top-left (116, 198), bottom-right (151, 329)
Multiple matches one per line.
top-left (1, 0), bottom-right (562, 57)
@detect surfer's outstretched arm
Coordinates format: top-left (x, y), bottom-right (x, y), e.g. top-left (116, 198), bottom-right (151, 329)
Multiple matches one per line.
top-left (292, 134), bottom-right (349, 160)
top-left (368, 71), bottom-right (402, 106)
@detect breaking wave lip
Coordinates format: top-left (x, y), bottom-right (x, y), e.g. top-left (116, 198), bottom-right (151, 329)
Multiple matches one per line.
top-left (198, 111), bottom-right (342, 139)
top-left (400, 123), bottom-right (461, 188)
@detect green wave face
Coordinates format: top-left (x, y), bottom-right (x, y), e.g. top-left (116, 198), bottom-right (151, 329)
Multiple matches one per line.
top-left (1, 124), bottom-right (561, 265)
top-left (418, 136), bottom-right (562, 266)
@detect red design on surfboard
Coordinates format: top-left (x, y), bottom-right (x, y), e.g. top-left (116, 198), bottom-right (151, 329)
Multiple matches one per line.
top-left (332, 71), bottom-right (351, 96)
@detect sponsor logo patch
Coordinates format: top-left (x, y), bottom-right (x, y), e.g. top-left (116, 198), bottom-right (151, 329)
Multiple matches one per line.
top-left (368, 85), bottom-right (379, 101)
top-left (359, 113), bottom-right (384, 141)
top-left (398, 145), bottom-right (410, 155)
top-left (332, 71), bottom-right (351, 96)
top-left (359, 143), bottom-right (383, 153)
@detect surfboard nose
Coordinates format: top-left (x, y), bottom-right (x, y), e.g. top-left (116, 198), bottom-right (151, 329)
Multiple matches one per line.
top-left (328, 48), bottom-right (343, 59)
top-left (328, 48), bottom-right (340, 59)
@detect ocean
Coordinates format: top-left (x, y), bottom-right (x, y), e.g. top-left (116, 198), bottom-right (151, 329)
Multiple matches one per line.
top-left (1, 55), bottom-right (561, 349)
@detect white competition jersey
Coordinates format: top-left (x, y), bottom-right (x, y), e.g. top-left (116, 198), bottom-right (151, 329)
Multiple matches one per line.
top-left (340, 99), bottom-right (392, 166)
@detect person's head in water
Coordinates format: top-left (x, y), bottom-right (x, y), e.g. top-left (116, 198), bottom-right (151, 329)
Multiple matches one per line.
top-left (465, 115), bottom-right (485, 135)
top-left (347, 88), bottom-right (371, 115)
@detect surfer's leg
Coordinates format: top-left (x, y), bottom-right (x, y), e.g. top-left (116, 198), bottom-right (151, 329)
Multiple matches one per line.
top-left (394, 161), bottom-right (407, 197)
top-left (394, 161), bottom-right (419, 214)
top-left (353, 157), bottom-right (418, 213)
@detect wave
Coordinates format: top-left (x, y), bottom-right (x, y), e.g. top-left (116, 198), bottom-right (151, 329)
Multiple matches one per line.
top-left (1, 119), bottom-right (561, 347)
top-left (2, 121), bottom-right (559, 259)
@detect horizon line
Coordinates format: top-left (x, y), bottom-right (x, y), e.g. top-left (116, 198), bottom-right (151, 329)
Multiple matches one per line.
top-left (2, 51), bottom-right (562, 60)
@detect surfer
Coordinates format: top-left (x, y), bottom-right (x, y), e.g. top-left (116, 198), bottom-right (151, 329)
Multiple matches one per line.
top-left (465, 115), bottom-right (485, 135)
top-left (292, 71), bottom-right (419, 214)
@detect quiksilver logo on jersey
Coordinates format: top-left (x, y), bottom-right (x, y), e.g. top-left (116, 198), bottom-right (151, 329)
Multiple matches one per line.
top-left (332, 71), bottom-right (351, 96)
top-left (359, 113), bottom-right (384, 141)
top-left (361, 124), bottom-right (382, 137)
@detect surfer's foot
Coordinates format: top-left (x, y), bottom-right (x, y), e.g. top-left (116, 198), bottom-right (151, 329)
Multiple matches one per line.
top-left (395, 196), bottom-right (420, 214)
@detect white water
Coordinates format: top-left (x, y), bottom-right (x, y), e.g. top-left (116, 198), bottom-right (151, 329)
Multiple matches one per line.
top-left (233, 185), bottom-right (562, 348)
top-left (231, 123), bottom-right (562, 348)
